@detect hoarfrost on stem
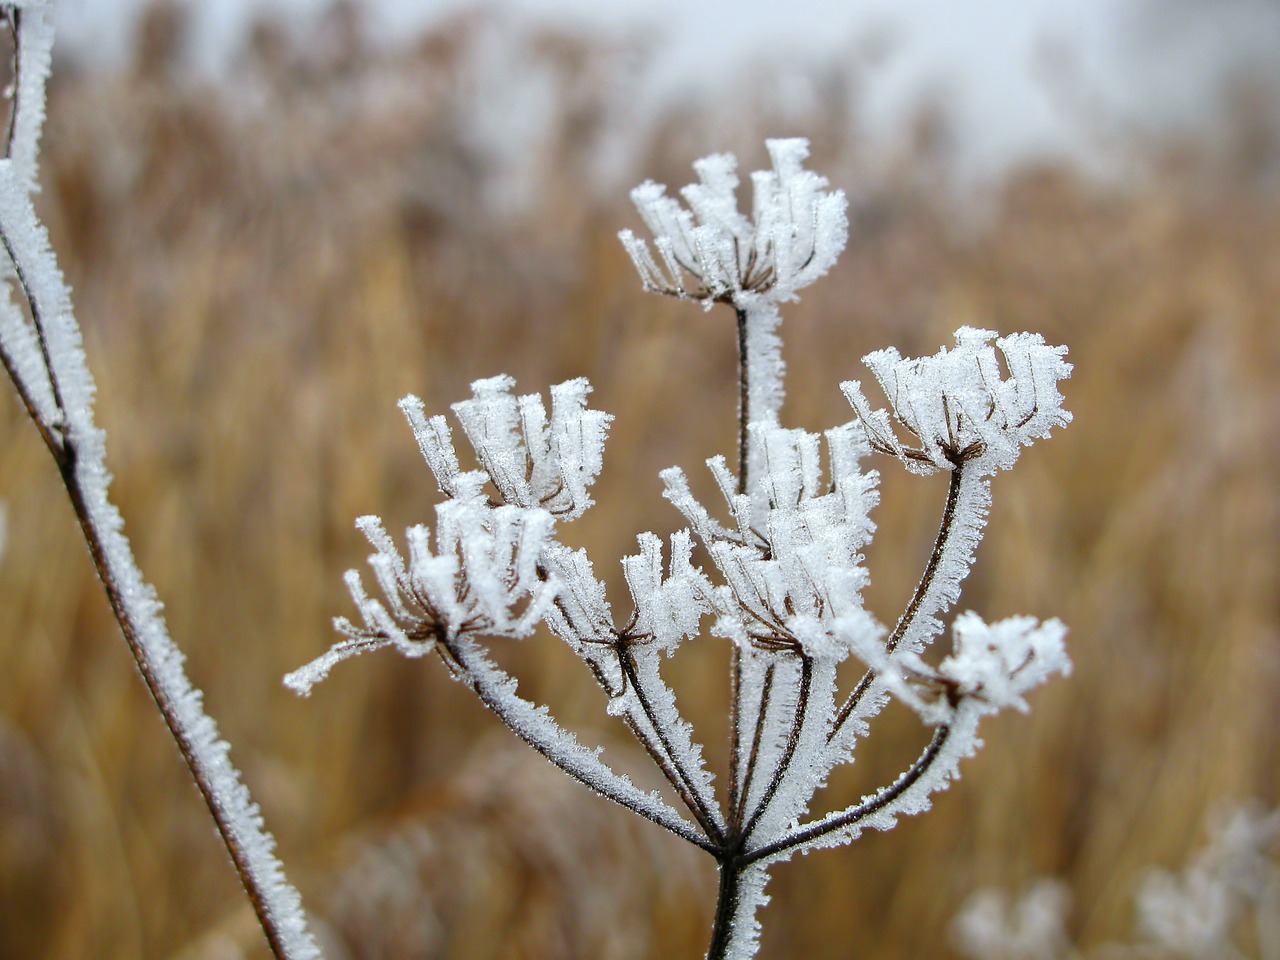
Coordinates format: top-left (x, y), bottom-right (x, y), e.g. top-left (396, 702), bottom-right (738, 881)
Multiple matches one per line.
top-left (294, 139), bottom-right (1075, 960)
top-left (619, 139), bottom-right (851, 507)
top-left (0, 4), bottom-right (319, 958)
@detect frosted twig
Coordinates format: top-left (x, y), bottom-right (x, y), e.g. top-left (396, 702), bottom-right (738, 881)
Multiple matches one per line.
top-left (0, 5), bottom-right (318, 958)
top-left (827, 464), bottom-right (982, 753)
top-left (438, 631), bottom-right (714, 851)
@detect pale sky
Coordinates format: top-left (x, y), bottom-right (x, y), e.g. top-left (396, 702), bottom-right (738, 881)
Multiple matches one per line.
top-left (48, 0), bottom-right (1280, 175)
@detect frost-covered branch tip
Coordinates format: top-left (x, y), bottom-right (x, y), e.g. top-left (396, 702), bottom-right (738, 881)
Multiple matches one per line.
top-left (400, 375), bottom-right (611, 520)
top-left (619, 138), bottom-right (848, 307)
top-left (853, 614), bottom-right (1071, 726)
top-left (842, 327), bottom-right (1072, 475)
top-left (293, 375), bottom-right (612, 695)
top-left (285, 481), bottom-right (559, 696)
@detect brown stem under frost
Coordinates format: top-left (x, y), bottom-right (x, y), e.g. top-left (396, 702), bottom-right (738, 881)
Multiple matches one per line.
top-left (735, 306), bottom-right (750, 496)
top-left (55, 452), bottom-right (300, 960)
top-left (706, 856), bottom-right (745, 960)
top-left (829, 465), bottom-right (967, 743)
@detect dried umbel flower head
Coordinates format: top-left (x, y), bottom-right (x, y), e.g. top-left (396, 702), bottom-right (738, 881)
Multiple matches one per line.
top-left (619, 138), bottom-right (849, 307)
top-left (843, 327), bottom-right (1073, 475)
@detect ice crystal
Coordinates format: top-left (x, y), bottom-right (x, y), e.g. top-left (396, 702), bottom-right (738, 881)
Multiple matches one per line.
top-left (618, 138), bottom-right (847, 307)
top-left (843, 326), bottom-right (1073, 475)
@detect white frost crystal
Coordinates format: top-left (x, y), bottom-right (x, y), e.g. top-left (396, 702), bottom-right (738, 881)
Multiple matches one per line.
top-left (619, 138), bottom-right (848, 307)
top-left (843, 326), bottom-right (1072, 475)
top-left (939, 613), bottom-right (1071, 715)
top-left (401, 376), bottom-right (611, 519)
top-left (286, 480), bottom-right (559, 695)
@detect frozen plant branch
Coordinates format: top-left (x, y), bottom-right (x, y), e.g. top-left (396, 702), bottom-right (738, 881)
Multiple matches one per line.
top-left (295, 139), bottom-right (1075, 959)
top-left (0, 4), bottom-right (318, 958)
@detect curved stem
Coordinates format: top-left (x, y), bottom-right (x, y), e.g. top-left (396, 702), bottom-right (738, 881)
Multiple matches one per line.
top-left (441, 632), bottom-right (716, 852)
top-left (746, 725), bottom-right (951, 865)
top-left (829, 465), bottom-right (967, 744)
top-left (618, 646), bottom-right (726, 843)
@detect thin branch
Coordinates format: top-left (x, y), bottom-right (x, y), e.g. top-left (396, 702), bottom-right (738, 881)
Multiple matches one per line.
top-left (726, 644), bottom-right (744, 831)
top-left (0, 331), bottom-right (63, 455)
top-left (0, 223), bottom-right (66, 421)
top-left (732, 659), bottom-right (777, 832)
top-left (57, 464), bottom-right (307, 960)
top-left (745, 724), bottom-right (951, 864)
top-left (2, 10), bottom-right (19, 163)
top-left (618, 645), bottom-right (726, 843)
top-left (0, 163), bottom-right (317, 957)
top-left (439, 631), bottom-right (716, 852)
top-left (736, 306), bottom-right (750, 495)
top-left (741, 654), bottom-right (812, 842)
top-left (829, 465), bottom-right (966, 743)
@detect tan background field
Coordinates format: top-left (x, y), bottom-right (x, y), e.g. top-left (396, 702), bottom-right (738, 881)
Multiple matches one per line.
top-left (1, 5), bottom-right (1277, 958)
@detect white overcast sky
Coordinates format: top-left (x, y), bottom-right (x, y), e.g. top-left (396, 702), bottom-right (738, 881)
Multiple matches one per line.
top-left (49, 0), bottom-right (1280, 174)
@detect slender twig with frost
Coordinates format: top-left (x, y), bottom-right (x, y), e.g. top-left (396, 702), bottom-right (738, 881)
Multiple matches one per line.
top-left (0, 5), bottom-right (318, 958)
top-left (293, 140), bottom-right (1074, 959)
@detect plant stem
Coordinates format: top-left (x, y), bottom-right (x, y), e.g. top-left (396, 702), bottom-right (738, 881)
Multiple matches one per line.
top-left (619, 647), bottom-right (725, 842)
top-left (441, 633), bottom-right (715, 851)
top-left (706, 856), bottom-right (744, 960)
top-left (741, 655), bottom-right (811, 842)
top-left (735, 306), bottom-right (750, 496)
top-left (829, 465), bottom-right (967, 743)
top-left (0, 172), bottom-right (318, 958)
top-left (57, 456), bottom-right (304, 960)
top-left (747, 725), bottom-right (951, 864)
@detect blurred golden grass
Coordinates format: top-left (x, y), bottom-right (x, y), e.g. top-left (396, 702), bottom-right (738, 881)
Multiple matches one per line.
top-left (1, 7), bottom-right (1278, 958)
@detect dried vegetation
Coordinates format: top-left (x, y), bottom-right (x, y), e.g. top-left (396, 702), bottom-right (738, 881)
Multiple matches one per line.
top-left (0, 3), bottom-right (1277, 958)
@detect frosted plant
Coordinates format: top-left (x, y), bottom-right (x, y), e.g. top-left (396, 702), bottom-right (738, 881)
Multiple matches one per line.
top-left (619, 139), bottom-right (848, 509)
top-left (952, 803), bottom-right (1280, 960)
top-left (0, 5), bottom-right (317, 958)
top-left (294, 140), bottom-right (1074, 958)
top-left (1135, 803), bottom-right (1280, 960)
top-left (952, 879), bottom-right (1073, 960)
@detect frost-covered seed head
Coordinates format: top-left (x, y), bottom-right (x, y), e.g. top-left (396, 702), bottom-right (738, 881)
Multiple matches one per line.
top-left (621, 530), bottom-right (713, 651)
top-left (287, 496), bottom-right (560, 695)
top-left (619, 138), bottom-right (848, 308)
top-left (842, 327), bottom-right (1072, 475)
top-left (403, 376), bottom-right (612, 520)
top-left (664, 421), bottom-right (881, 659)
top-left (938, 613), bottom-right (1071, 715)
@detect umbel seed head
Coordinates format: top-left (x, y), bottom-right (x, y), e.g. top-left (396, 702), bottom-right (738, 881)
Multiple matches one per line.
top-left (619, 138), bottom-right (849, 308)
